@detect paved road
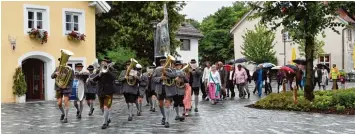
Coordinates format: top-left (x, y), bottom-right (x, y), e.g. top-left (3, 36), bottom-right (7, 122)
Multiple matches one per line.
top-left (2, 83), bottom-right (355, 134)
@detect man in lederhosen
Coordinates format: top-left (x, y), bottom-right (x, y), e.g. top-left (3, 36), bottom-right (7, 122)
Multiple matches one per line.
top-left (85, 65), bottom-right (97, 116)
top-left (91, 57), bottom-right (116, 129)
top-left (118, 60), bottom-right (140, 121)
top-left (51, 58), bottom-right (74, 123)
top-left (189, 59), bottom-right (202, 112)
top-left (145, 66), bottom-right (157, 112)
top-left (173, 60), bottom-right (187, 122)
top-left (152, 56), bottom-right (177, 128)
top-left (136, 64), bottom-right (147, 116)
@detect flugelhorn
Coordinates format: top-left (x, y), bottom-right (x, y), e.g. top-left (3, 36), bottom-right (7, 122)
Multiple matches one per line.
top-left (101, 62), bottom-right (115, 73)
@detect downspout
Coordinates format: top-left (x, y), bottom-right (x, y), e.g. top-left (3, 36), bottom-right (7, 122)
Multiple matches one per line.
top-left (342, 28), bottom-right (347, 70)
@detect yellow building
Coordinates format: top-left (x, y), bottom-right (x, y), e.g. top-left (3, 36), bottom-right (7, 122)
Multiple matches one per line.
top-left (1, 1), bottom-right (111, 103)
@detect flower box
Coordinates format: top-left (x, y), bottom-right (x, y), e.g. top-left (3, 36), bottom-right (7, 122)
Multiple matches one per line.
top-left (67, 31), bottom-right (86, 41)
top-left (27, 28), bottom-right (48, 44)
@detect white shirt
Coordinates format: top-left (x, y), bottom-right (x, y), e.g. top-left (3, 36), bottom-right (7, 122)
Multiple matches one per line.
top-left (229, 70), bottom-right (233, 80)
top-left (208, 71), bottom-right (221, 84)
top-left (202, 67), bottom-right (211, 82)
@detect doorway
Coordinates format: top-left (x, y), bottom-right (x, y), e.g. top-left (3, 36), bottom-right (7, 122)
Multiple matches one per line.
top-left (22, 58), bottom-right (45, 101)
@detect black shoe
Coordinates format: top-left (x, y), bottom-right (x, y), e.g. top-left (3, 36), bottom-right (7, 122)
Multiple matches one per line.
top-left (248, 93), bottom-right (250, 98)
top-left (128, 116), bottom-right (133, 121)
top-left (77, 114), bottom-right (81, 119)
top-left (226, 94), bottom-right (230, 97)
top-left (60, 114), bottom-right (65, 120)
top-left (146, 104), bottom-right (150, 106)
top-left (194, 108), bottom-right (198, 112)
top-left (161, 118), bottom-right (166, 125)
top-left (152, 108), bottom-right (156, 112)
top-left (137, 111), bottom-right (141, 116)
top-left (108, 119), bottom-right (111, 124)
top-left (164, 122), bottom-right (170, 128)
top-left (253, 91), bottom-right (256, 94)
top-left (179, 116), bottom-right (185, 121)
top-left (62, 118), bottom-right (68, 123)
top-left (76, 111), bottom-right (79, 117)
top-left (89, 108), bottom-right (94, 116)
top-left (175, 116), bottom-right (179, 120)
top-left (101, 124), bottom-right (108, 129)
top-left (206, 98), bottom-right (210, 101)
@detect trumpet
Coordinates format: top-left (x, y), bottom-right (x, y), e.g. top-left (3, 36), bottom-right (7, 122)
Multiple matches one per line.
top-left (100, 62), bottom-right (115, 73)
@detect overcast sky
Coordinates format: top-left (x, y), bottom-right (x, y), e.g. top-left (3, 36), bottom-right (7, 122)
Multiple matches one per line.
top-left (180, 1), bottom-right (234, 22)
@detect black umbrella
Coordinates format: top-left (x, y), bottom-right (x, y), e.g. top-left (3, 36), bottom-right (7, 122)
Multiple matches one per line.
top-left (317, 64), bottom-right (330, 72)
top-left (285, 64), bottom-right (298, 71)
top-left (293, 58), bottom-right (306, 65)
top-left (234, 57), bottom-right (248, 63)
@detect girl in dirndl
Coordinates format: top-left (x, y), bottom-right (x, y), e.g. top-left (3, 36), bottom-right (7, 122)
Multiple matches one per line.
top-left (183, 68), bottom-right (192, 116)
top-left (208, 65), bottom-right (221, 105)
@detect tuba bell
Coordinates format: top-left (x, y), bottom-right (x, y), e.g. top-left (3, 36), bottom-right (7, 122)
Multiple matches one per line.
top-left (125, 58), bottom-right (139, 86)
top-left (176, 63), bottom-right (191, 88)
top-left (55, 49), bottom-right (74, 88)
top-left (162, 55), bottom-right (175, 86)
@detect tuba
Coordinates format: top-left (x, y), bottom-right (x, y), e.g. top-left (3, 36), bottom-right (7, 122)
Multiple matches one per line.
top-left (176, 63), bottom-right (191, 88)
top-left (162, 55), bottom-right (175, 86)
top-left (125, 58), bottom-right (139, 86)
top-left (55, 49), bottom-right (74, 88)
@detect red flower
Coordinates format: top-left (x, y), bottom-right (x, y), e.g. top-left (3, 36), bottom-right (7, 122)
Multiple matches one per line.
top-left (67, 30), bottom-right (85, 41)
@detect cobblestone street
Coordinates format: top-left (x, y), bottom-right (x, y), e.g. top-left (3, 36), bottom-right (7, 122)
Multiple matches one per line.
top-left (2, 83), bottom-right (355, 134)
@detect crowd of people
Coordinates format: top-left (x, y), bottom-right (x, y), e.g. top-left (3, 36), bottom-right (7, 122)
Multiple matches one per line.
top-left (52, 54), bottom-right (349, 129)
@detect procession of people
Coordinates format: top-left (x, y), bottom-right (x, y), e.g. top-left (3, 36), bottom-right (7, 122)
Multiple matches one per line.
top-left (52, 47), bottom-right (347, 130)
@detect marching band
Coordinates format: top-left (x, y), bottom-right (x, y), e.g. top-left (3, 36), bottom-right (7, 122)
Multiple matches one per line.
top-left (53, 49), bottom-right (200, 129)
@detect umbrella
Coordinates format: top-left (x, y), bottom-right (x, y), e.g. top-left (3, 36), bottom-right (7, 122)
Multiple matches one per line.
top-left (234, 57), bottom-right (248, 63)
top-left (259, 63), bottom-right (275, 68)
top-left (317, 64), bottom-right (330, 72)
top-left (271, 66), bottom-right (282, 70)
top-left (281, 66), bottom-right (295, 73)
top-left (285, 64), bottom-right (298, 71)
top-left (293, 58), bottom-right (306, 65)
top-left (291, 48), bottom-right (297, 64)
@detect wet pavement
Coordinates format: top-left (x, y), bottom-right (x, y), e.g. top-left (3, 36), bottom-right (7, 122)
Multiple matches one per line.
top-left (2, 82), bottom-right (355, 134)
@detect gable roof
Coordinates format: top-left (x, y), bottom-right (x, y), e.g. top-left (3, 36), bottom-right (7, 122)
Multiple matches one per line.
top-left (229, 1), bottom-right (355, 34)
top-left (176, 22), bottom-right (203, 38)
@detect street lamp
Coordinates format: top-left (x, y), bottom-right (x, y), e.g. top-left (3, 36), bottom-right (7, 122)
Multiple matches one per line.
top-left (282, 30), bottom-right (289, 65)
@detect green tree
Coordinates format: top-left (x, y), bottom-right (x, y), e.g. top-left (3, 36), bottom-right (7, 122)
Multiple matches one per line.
top-left (186, 18), bottom-right (200, 30)
top-left (241, 24), bottom-right (277, 64)
top-left (96, 1), bottom-right (186, 67)
top-left (98, 46), bottom-right (136, 71)
top-left (199, 2), bottom-right (250, 63)
top-left (249, 1), bottom-right (354, 101)
top-left (297, 39), bottom-right (325, 59)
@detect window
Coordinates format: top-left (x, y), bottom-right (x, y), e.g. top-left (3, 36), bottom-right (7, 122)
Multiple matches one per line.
top-left (180, 39), bottom-right (191, 51)
top-left (24, 4), bottom-right (50, 35)
top-left (348, 29), bottom-right (352, 41)
top-left (62, 8), bottom-right (85, 35)
top-left (319, 54), bottom-right (330, 68)
top-left (65, 12), bottom-right (80, 32)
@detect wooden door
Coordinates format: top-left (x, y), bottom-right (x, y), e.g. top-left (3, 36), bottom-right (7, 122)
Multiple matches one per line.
top-left (23, 59), bottom-right (44, 101)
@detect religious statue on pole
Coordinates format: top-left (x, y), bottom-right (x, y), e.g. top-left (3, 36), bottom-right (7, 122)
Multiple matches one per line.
top-left (154, 3), bottom-right (170, 59)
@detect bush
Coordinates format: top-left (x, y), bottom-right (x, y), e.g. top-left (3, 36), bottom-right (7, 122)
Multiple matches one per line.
top-left (13, 67), bottom-right (27, 97)
top-left (253, 88), bottom-right (355, 114)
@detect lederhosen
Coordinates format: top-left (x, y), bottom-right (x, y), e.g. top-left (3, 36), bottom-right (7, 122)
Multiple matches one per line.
top-left (153, 67), bottom-right (177, 101)
top-left (86, 72), bottom-right (98, 100)
top-left (119, 70), bottom-right (139, 103)
top-left (173, 70), bottom-right (187, 107)
top-left (93, 70), bottom-right (116, 109)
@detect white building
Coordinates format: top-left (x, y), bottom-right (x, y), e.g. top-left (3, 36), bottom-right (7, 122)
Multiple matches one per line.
top-left (230, 2), bottom-right (355, 72)
top-left (176, 23), bottom-right (203, 65)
